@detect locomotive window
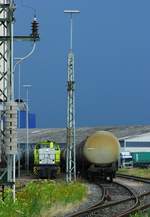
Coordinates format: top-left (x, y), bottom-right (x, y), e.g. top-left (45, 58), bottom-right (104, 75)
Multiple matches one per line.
top-left (37, 144), bottom-right (50, 148)
top-left (55, 145), bottom-right (59, 150)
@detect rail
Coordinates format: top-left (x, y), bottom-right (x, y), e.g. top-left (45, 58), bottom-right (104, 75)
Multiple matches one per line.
top-left (117, 173), bottom-right (150, 183)
top-left (115, 173), bottom-right (150, 217)
top-left (68, 181), bottom-right (139, 217)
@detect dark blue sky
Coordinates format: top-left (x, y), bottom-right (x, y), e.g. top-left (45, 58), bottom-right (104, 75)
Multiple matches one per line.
top-left (14, 0), bottom-right (150, 128)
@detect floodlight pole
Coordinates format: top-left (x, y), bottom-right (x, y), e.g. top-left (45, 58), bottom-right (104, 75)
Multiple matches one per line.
top-left (64, 9), bottom-right (80, 182)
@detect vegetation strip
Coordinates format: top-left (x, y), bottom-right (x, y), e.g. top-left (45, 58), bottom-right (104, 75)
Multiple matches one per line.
top-left (117, 168), bottom-right (150, 179)
top-left (0, 180), bottom-right (87, 217)
top-left (69, 183), bottom-right (105, 217)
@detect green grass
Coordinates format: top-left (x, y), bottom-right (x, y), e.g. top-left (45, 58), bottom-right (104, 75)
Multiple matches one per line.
top-left (0, 180), bottom-right (87, 217)
top-left (130, 210), bottom-right (150, 217)
top-left (117, 168), bottom-right (150, 178)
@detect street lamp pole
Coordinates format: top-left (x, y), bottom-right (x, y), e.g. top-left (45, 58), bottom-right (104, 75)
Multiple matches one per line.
top-left (14, 42), bottom-right (36, 178)
top-left (18, 63), bottom-right (21, 178)
top-left (13, 61), bottom-right (22, 178)
top-left (18, 64), bottom-right (21, 104)
top-left (14, 59), bottom-right (22, 125)
top-left (64, 10), bottom-right (80, 51)
top-left (23, 84), bottom-right (32, 175)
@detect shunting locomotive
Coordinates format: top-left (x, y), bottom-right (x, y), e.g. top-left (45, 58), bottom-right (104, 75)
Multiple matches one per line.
top-left (33, 141), bottom-right (61, 178)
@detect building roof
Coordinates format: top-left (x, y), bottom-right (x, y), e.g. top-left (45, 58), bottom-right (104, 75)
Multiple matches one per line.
top-left (17, 125), bottom-right (150, 144)
top-left (123, 132), bottom-right (150, 142)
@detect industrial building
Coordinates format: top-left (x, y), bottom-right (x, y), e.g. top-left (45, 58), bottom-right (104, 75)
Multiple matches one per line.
top-left (17, 126), bottom-right (150, 145)
top-left (120, 132), bottom-right (150, 166)
top-left (120, 132), bottom-right (150, 152)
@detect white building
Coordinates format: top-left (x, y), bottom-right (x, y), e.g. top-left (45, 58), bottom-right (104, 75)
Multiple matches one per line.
top-left (120, 132), bottom-right (150, 153)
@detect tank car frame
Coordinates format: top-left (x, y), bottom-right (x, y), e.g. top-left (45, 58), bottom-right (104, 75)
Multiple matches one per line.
top-left (86, 163), bottom-right (117, 182)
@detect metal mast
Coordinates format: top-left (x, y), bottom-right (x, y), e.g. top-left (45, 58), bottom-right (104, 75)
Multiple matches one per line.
top-left (64, 9), bottom-right (80, 182)
top-left (0, 0), bottom-right (39, 200)
top-left (0, 0), bottom-right (17, 201)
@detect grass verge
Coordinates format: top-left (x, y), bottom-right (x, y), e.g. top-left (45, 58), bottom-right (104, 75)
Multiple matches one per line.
top-left (117, 168), bottom-right (150, 178)
top-left (0, 180), bottom-right (87, 217)
top-left (130, 210), bottom-right (150, 217)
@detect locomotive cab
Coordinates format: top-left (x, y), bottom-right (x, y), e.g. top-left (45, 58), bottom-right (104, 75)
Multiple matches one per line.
top-left (33, 141), bottom-right (61, 178)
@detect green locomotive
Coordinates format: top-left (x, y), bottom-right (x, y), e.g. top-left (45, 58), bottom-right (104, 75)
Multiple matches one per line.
top-left (33, 141), bottom-right (61, 178)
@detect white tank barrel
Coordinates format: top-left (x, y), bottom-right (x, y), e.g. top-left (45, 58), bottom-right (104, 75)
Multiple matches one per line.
top-left (83, 131), bottom-right (120, 165)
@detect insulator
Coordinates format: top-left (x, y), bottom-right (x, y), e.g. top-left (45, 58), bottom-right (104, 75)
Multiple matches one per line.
top-left (31, 16), bottom-right (39, 41)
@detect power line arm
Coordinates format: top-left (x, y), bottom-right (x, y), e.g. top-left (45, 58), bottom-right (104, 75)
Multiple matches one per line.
top-left (13, 43), bottom-right (36, 72)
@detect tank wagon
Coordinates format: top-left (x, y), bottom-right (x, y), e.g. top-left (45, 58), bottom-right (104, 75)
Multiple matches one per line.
top-left (76, 131), bottom-right (120, 181)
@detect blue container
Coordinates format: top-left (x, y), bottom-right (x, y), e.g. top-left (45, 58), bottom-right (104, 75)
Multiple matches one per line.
top-left (29, 113), bottom-right (36, 128)
top-left (17, 111), bottom-right (36, 128)
top-left (18, 111), bottom-right (26, 128)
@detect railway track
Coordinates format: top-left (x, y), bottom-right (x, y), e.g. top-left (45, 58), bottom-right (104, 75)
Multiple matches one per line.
top-left (117, 173), bottom-right (150, 184)
top-left (67, 174), bottom-right (150, 217)
top-left (116, 174), bottom-right (150, 217)
top-left (67, 181), bottom-right (139, 217)
top-left (14, 176), bottom-right (149, 217)
top-left (2, 174), bottom-right (150, 217)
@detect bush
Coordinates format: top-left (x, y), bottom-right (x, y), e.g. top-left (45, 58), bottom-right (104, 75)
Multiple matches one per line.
top-left (0, 180), bottom-right (87, 217)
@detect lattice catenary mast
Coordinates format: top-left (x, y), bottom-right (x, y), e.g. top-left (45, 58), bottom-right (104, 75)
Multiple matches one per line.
top-left (0, 0), bottom-right (39, 200)
top-left (64, 9), bottom-right (80, 182)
